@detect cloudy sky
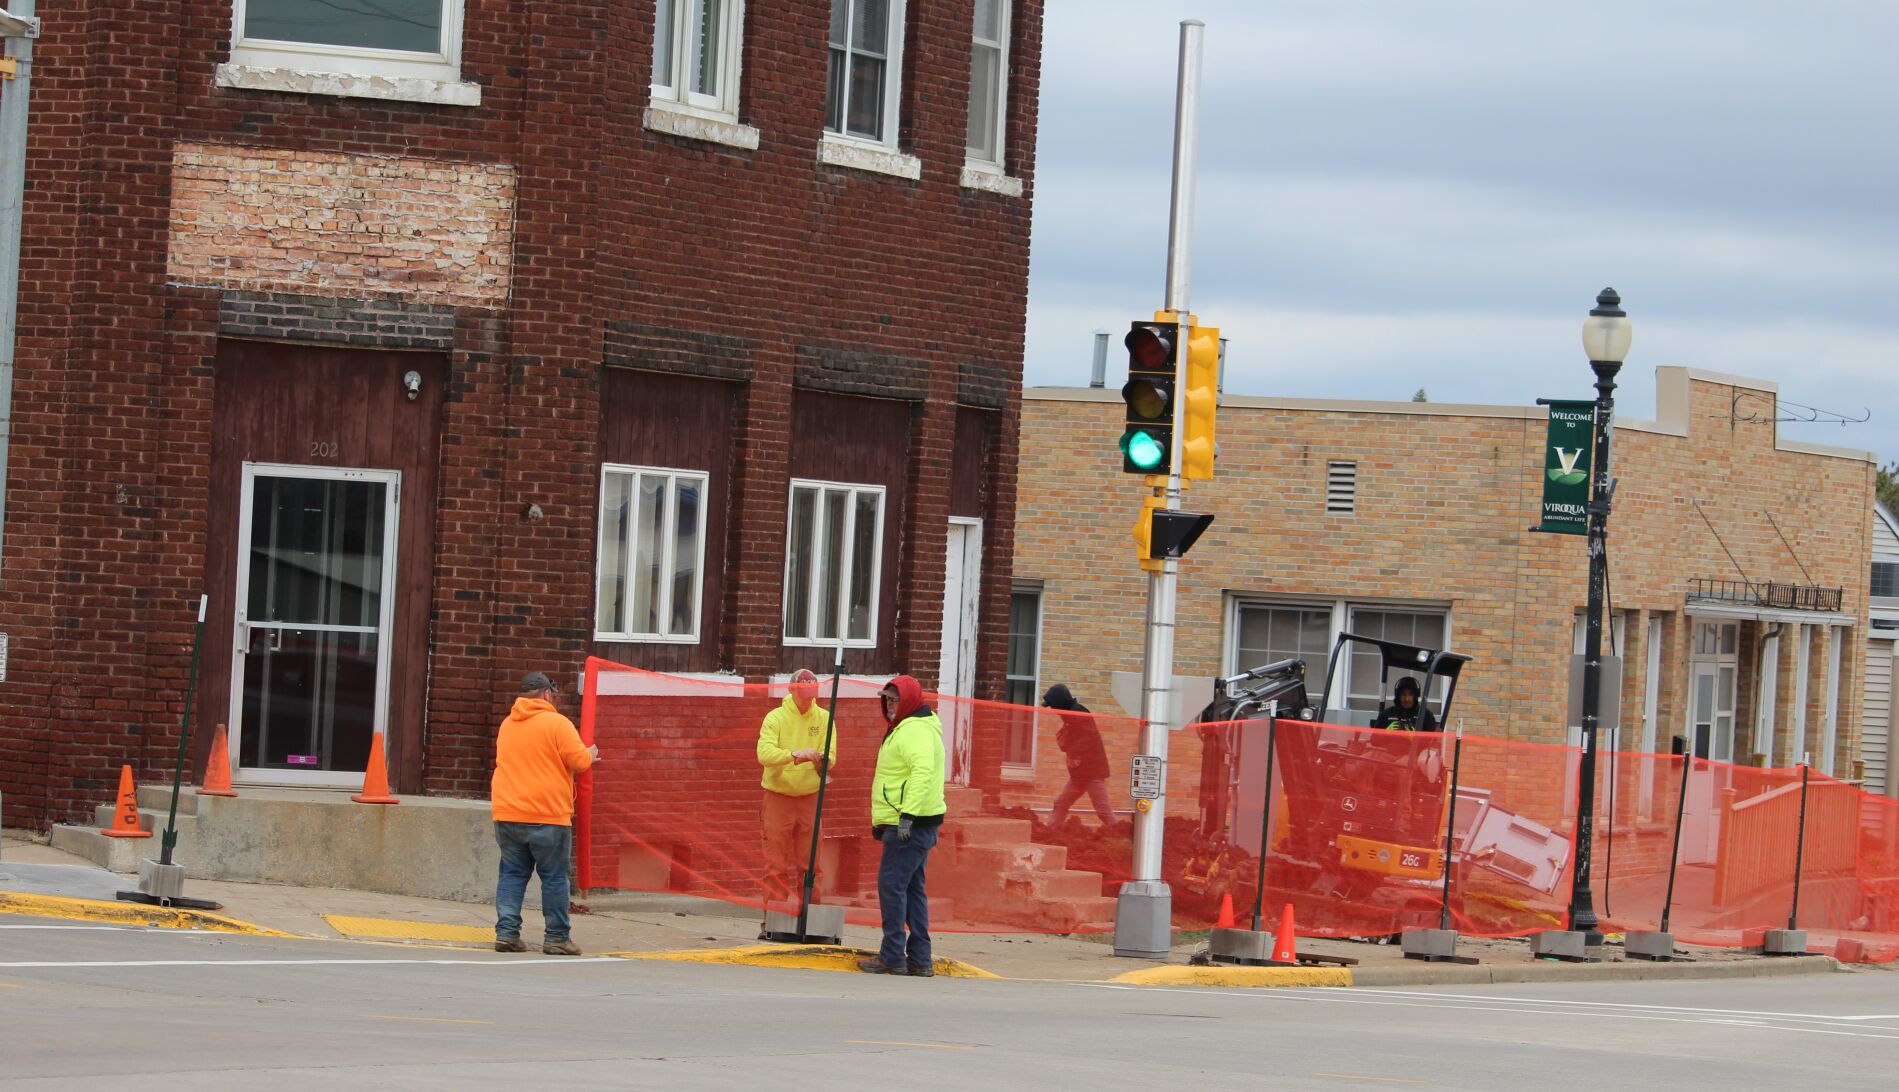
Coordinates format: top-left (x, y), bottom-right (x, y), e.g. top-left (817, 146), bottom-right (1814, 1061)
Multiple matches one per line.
top-left (1024, 1), bottom-right (1898, 466)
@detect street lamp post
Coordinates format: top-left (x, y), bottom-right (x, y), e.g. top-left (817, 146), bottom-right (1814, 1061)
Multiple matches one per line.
top-left (1569, 287), bottom-right (1633, 945)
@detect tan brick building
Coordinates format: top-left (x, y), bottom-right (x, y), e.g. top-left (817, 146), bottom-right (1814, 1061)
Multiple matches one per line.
top-left (1010, 367), bottom-right (1879, 781)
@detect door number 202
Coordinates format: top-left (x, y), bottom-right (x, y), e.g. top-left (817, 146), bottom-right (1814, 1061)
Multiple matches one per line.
top-left (309, 440), bottom-right (339, 459)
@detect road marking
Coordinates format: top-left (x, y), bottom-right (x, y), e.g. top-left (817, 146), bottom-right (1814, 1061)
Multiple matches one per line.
top-left (0, 981), bottom-right (19, 988)
top-left (326, 915), bottom-right (492, 943)
top-left (1073, 983), bottom-right (1899, 1040)
top-left (1313, 1075), bottom-right (1428, 1085)
top-left (363, 1014), bottom-right (494, 1026)
top-left (845, 1040), bottom-right (977, 1051)
top-left (0, 957), bottom-right (624, 969)
top-left (0, 925), bottom-right (128, 931)
top-left (1349, 987), bottom-right (1899, 1024)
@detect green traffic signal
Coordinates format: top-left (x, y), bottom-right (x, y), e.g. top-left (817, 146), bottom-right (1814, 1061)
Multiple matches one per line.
top-left (1121, 428), bottom-right (1167, 472)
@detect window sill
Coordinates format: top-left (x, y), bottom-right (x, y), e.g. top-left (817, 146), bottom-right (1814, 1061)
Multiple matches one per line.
top-left (960, 162), bottom-right (1024, 198)
top-left (1001, 765), bottom-right (1036, 783)
top-left (594, 634), bottom-right (704, 645)
top-left (783, 637), bottom-right (880, 650)
top-left (644, 104), bottom-right (761, 151)
top-left (214, 62), bottom-right (482, 107)
top-left (818, 135), bottom-right (922, 181)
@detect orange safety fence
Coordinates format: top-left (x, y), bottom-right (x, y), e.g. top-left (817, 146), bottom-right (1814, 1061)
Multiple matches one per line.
top-left (575, 658), bottom-right (1898, 958)
top-left (1593, 751), bottom-right (1899, 962)
top-left (1183, 718), bottom-right (1579, 939)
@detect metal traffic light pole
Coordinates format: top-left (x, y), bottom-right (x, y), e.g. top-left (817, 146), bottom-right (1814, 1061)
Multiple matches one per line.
top-left (1114, 18), bottom-right (1203, 960)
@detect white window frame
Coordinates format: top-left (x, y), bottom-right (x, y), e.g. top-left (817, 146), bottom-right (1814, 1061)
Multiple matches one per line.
top-left (782, 478), bottom-right (886, 649)
top-left (1225, 595), bottom-right (1452, 717)
top-left (651, 0), bottom-right (745, 120)
top-left (824, 0), bottom-right (908, 151)
top-left (1004, 584), bottom-right (1043, 771)
top-left (594, 464), bottom-right (710, 645)
top-left (964, 0), bottom-right (1009, 171)
top-left (227, 0), bottom-right (466, 85)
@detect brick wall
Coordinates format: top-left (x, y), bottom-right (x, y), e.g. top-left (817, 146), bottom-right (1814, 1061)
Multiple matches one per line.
top-left (1014, 370), bottom-right (1875, 772)
top-left (0, 0), bottom-right (1043, 827)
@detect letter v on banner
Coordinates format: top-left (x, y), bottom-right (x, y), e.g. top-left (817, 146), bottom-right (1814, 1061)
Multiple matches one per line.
top-left (1535, 399), bottom-right (1595, 535)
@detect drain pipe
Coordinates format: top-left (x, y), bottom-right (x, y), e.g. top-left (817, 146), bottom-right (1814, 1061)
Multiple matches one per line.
top-left (0, 2), bottom-right (39, 575)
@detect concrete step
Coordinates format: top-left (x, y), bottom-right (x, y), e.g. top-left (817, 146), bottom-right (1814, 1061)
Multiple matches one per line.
top-left (136, 784), bottom-right (200, 817)
top-left (944, 786), bottom-right (985, 813)
top-left (994, 869), bottom-right (1106, 901)
top-left (943, 816), bottom-right (1033, 846)
top-left (90, 805), bottom-right (196, 843)
top-left (48, 824), bottom-right (149, 875)
top-left (946, 841), bottom-right (1069, 874)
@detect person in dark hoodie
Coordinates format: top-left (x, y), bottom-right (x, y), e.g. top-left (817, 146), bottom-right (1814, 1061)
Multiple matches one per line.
top-left (1043, 684), bottom-right (1116, 827)
top-left (858, 675), bottom-right (947, 976)
top-left (1375, 676), bottom-right (1440, 733)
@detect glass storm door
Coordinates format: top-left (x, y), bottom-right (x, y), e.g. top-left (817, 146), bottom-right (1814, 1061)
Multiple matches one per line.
top-left (229, 465), bottom-right (400, 786)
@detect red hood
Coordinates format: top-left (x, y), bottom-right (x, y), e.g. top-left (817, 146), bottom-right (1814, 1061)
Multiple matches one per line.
top-left (883, 674), bottom-right (926, 724)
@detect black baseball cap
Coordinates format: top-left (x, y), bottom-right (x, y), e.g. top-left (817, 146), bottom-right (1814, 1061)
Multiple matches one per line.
top-left (520, 671), bottom-right (557, 694)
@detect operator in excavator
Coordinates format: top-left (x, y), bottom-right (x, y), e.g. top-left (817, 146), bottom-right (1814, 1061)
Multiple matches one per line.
top-left (1374, 676), bottom-right (1440, 733)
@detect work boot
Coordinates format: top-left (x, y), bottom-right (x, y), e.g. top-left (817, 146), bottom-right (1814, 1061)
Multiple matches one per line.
top-left (906, 961), bottom-right (936, 978)
top-left (495, 937), bottom-right (527, 953)
top-left (857, 957), bottom-right (906, 975)
top-left (543, 939), bottom-right (584, 956)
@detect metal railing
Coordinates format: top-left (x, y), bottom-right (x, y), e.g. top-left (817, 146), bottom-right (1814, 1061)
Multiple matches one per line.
top-left (1688, 578), bottom-right (1844, 613)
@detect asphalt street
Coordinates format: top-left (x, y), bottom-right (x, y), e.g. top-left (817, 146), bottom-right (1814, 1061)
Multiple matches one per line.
top-left (1, 915), bottom-right (1894, 1090)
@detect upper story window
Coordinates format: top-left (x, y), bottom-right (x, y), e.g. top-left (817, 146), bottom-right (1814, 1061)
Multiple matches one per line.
top-left (653, 0), bottom-right (744, 117)
top-left (965, 0), bottom-right (1009, 168)
top-left (596, 465), bottom-right (709, 643)
top-left (784, 480), bottom-right (885, 647)
top-left (825, 0), bottom-right (906, 147)
top-left (228, 0), bottom-right (468, 88)
top-left (1873, 559), bottom-right (1899, 600)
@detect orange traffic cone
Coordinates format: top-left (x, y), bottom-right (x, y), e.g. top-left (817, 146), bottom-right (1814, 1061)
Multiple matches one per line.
top-left (198, 724), bottom-right (238, 797)
top-left (351, 731), bottom-right (399, 804)
top-left (100, 764), bottom-right (152, 838)
top-left (1215, 893), bottom-right (1236, 929)
top-left (1271, 902), bottom-right (1298, 963)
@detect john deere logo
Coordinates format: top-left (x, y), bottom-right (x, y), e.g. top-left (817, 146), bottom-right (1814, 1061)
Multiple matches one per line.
top-left (1547, 446), bottom-right (1587, 485)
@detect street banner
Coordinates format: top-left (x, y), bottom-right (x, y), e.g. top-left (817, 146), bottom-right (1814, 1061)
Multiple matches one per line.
top-left (1537, 399), bottom-right (1595, 535)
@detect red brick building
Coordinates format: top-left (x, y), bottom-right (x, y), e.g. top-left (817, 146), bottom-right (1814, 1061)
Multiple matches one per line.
top-left (0, 0), bottom-right (1042, 827)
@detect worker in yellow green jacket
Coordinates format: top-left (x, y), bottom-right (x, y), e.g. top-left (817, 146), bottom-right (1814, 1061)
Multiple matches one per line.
top-left (756, 668), bottom-right (837, 911)
top-left (859, 674), bottom-right (947, 976)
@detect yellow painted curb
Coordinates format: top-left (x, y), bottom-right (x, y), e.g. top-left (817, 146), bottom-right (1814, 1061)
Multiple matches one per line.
top-left (323, 915), bottom-right (492, 943)
top-left (1110, 964), bottom-right (1353, 989)
top-left (610, 944), bottom-right (1000, 980)
top-left (0, 890), bottom-right (292, 937)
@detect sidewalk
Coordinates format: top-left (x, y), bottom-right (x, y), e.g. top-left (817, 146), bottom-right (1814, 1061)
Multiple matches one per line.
top-left (2, 829), bottom-right (1880, 988)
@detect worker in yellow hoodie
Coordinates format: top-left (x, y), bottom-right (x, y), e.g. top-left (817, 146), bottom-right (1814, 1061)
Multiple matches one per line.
top-left (756, 668), bottom-right (837, 911)
top-left (491, 671), bottom-right (597, 956)
top-left (858, 674), bottom-right (947, 976)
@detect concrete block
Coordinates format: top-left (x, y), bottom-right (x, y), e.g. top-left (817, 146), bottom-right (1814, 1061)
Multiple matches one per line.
top-left (1763, 929), bottom-right (1810, 955)
top-left (762, 903), bottom-right (845, 944)
top-left (1834, 937), bottom-right (1868, 963)
top-left (1402, 929), bottom-right (1462, 960)
top-left (137, 858), bottom-right (187, 900)
top-left (1623, 930), bottom-right (1681, 961)
top-left (1531, 930), bottom-right (1593, 961)
top-left (1208, 926), bottom-right (1293, 966)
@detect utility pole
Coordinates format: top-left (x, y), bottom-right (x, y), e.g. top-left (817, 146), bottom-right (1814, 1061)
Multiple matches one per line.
top-left (1114, 18), bottom-right (1203, 960)
top-left (0, 1), bottom-right (39, 577)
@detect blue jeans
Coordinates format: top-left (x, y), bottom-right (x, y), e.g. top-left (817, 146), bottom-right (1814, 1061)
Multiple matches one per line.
top-left (876, 823), bottom-right (938, 968)
top-left (495, 821), bottom-right (572, 943)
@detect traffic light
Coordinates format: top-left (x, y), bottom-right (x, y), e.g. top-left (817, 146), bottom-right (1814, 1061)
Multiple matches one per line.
top-left (1132, 493), bottom-right (1162, 572)
top-left (1181, 323), bottom-right (1219, 480)
top-left (1119, 320), bottom-right (1176, 475)
top-left (1132, 494), bottom-right (1215, 571)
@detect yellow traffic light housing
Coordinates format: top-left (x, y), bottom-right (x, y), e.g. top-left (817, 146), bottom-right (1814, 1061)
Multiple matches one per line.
top-left (1181, 323), bottom-right (1219, 481)
top-left (1132, 493), bottom-right (1163, 572)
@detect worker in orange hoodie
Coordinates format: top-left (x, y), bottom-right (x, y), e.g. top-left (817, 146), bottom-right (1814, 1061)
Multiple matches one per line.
top-left (491, 671), bottom-right (597, 955)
